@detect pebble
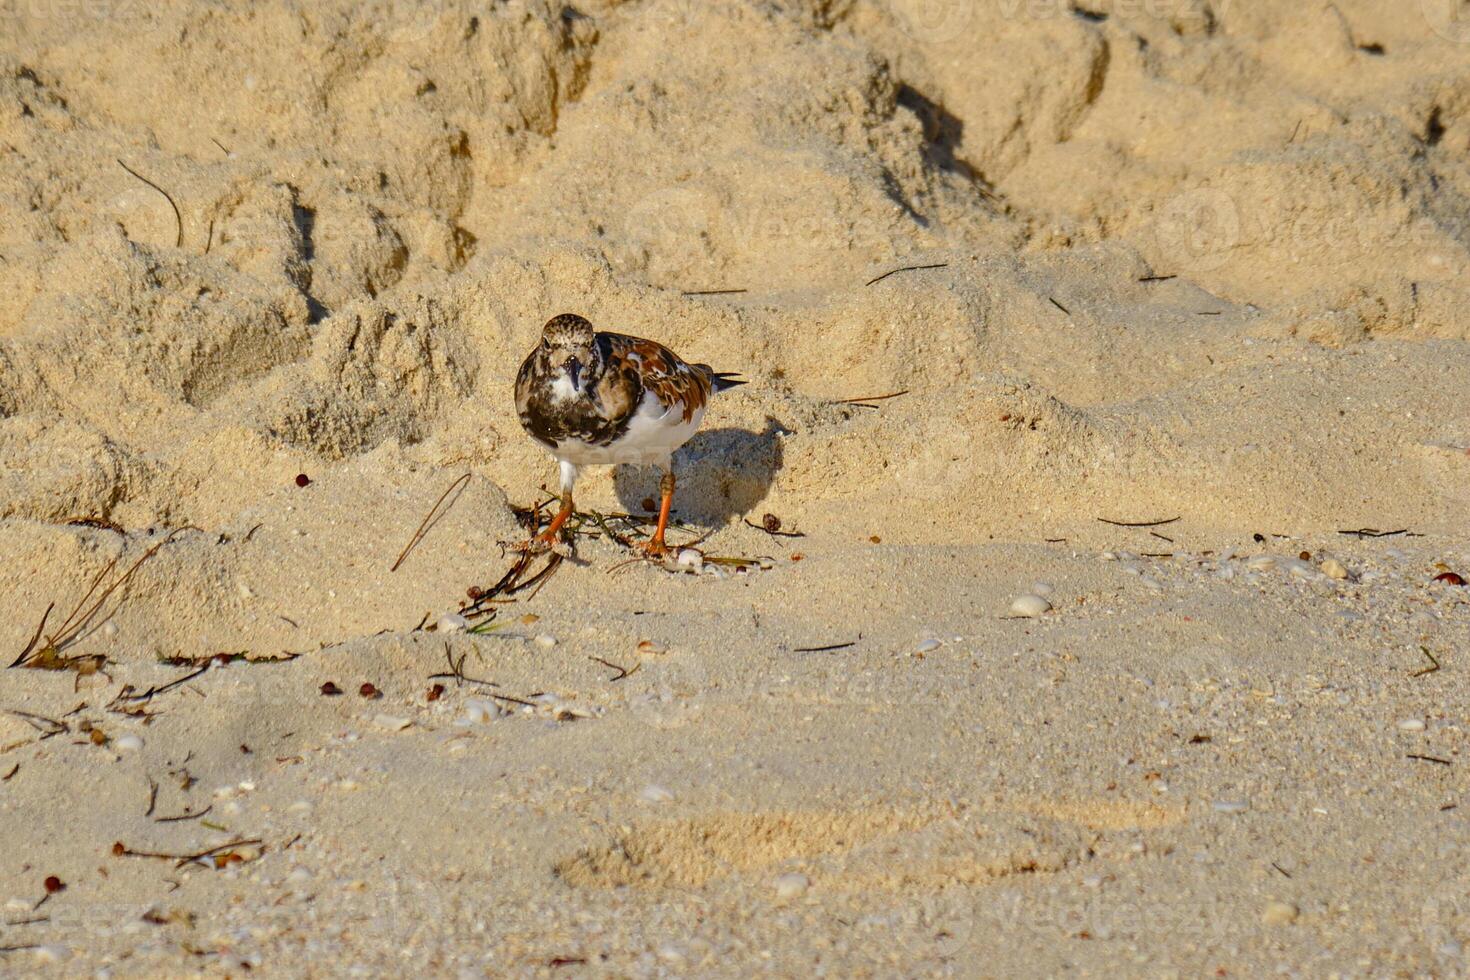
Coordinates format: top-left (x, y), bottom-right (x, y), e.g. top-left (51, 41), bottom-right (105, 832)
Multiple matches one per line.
top-left (676, 549), bottom-right (704, 571)
top-left (1261, 900), bottom-right (1299, 925)
top-left (773, 872), bottom-right (810, 899)
top-left (1212, 799), bottom-right (1250, 814)
top-left (914, 638), bottom-right (942, 654)
top-left (1396, 718), bottom-right (1426, 732)
top-left (533, 634), bottom-right (558, 649)
top-left (373, 714), bottom-right (411, 732)
top-left (639, 783), bottom-right (675, 804)
top-left (436, 614), bottom-right (468, 634)
top-left (1009, 594), bottom-right (1051, 618)
top-left (113, 734), bottom-right (143, 752)
top-left (462, 699), bottom-right (500, 725)
top-left (1320, 559), bottom-right (1349, 580)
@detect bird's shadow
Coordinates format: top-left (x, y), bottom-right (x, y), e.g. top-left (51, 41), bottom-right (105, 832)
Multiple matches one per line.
top-left (613, 417), bottom-right (788, 527)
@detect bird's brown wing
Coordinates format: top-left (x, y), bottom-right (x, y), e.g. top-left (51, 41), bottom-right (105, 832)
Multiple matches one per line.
top-left (600, 332), bottom-right (712, 422)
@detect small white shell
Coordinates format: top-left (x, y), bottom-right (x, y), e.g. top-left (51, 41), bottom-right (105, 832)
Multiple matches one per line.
top-left (1008, 594), bottom-right (1051, 618)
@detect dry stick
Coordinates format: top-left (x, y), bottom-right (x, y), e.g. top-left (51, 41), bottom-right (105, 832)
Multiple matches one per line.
top-left (2, 764), bottom-right (17, 781)
top-left (116, 159), bottom-right (183, 248)
top-left (429, 647), bottom-right (500, 689)
top-left (681, 288), bottom-right (747, 296)
top-left (1097, 516), bottom-right (1182, 529)
top-left (1150, 531), bottom-right (1175, 544)
top-left (110, 663), bottom-right (210, 706)
top-left (742, 517), bottom-right (805, 538)
top-left (1408, 754), bottom-right (1453, 766)
top-left (145, 777), bottom-right (159, 817)
top-left (1139, 274), bottom-right (1176, 283)
top-left (1339, 528), bottom-right (1414, 538)
top-left (831, 390), bottom-right (909, 406)
top-left (113, 838), bottom-right (262, 868)
top-left (865, 262), bottom-right (948, 287)
top-left (4, 710), bottom-right (67, 739)
top-left (155, 804), bottom-right (212, 824)
top-left (793, 641), bottom-right (856, 653)
top-left (391, 472), bottom-right (472, 572)
top-left (589, 656), bottom-right (639, 682)
top-left (12, 529), bottom-right (185, 668)
top-left (1049, 297), bottom-right (1071, 316)
top-left (1411, 648), bottom-right (1442, 678)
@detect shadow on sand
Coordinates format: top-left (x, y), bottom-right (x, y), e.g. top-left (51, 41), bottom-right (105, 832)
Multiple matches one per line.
top-left (613, 417), bottom-right (788, 526)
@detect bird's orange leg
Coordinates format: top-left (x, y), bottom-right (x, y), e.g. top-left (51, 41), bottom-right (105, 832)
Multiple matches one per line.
top-left (516, 490), bottom-right (574, 552)
top-left (637, 471), bottom-right (676, 558)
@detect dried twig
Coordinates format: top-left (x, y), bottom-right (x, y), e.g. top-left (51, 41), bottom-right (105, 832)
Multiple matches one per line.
top-left (112, 837), bottom-right (262, 868)
top-left (108, 664), bottom-right (210, 707)
top-left (742, 517), bottom-right (805, 538)
top-left (1407, 754), bottom-right (1452, 766)
top-left (1097, 516), bottom-right (1182, 529)
top-left (429, 646), bottom-right (500, 689)
top-left (1411, 648), bottom-right (1442, 678)
top-left (680, 288), bottom-right (747, 296)
top-left (116, 159), bottom-right (183, 248)
top-left (391, 472), bottom-right (472, 572)
top-left (830, 390), bottom-right (909, 407)
top-left (4, 710), bottom-right (67, 739)
top-left (589, 656), bottom-right (639, 682)
top-left (1339, 528), bottom-right (1418, 539)
top-left (865, 262), bottom-right (948, 287)
top-left (12, 529), bottom-right (185, 669)
top-left (793, 641), bottom-right (856, 653)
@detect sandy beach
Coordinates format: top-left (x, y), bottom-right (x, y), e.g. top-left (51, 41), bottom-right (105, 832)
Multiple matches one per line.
top-left (2, 0), bottom-right (1469, 975)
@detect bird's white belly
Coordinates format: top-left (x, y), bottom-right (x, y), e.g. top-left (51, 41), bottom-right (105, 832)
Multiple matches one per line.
top-left (553, 392), bottom-right (705, 467)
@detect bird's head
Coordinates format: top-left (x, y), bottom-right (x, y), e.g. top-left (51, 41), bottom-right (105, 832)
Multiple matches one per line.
top-left (539, 313), bottom-right (599, 393)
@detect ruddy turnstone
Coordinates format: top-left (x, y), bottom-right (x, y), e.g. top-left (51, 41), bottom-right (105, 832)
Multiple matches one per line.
top-left (514, 313), bottom-right (745, 556)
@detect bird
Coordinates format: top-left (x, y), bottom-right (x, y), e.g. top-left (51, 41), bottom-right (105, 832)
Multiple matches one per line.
top-left (513, 313), bottom-right (745, 557)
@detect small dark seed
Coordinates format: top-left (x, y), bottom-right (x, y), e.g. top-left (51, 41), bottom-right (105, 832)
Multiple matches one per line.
top-left (43, 875), bottom-right (63, 894)
top-left (1434, 572), bottom-right (1467, 586)
top-left (870, 535), bottom-right (881, 544)
top-left (1253, 533), bottom-right (1265, 543)
top-left (112, 842), bottom-right (126, 856)
top-left (762, 513), bottom-right (782, 532)
top-left (359, 682), bottom-right (380, 699)
top-left (427, 684), bottom-right (445, 702)
top-left (1299, 551), bottom-right (1311, 561)
top-left (89, 729), bottom-right (107, 745)
top-left (466, 586), bottom-right (483, 600)
top-left (294, 473), bottom-right (311, 487)
top-left (320, 681), bottom-right (342, 696)
top-left (641, 497), bottom-right (657, 513)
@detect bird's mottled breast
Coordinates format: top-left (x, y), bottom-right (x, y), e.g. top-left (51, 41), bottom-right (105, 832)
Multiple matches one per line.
top-left (514, 338), bottom-right (642, 449)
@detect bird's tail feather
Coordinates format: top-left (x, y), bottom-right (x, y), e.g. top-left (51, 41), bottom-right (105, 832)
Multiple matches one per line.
top-left (697, 364), bottom-right (747, 393)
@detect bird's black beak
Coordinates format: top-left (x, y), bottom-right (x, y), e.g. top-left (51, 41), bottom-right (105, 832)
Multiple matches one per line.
top-left (565, 357), bottom-right (582, 390)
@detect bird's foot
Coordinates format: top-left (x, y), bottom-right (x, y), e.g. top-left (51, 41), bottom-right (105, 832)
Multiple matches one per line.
top-left (505, 531), bottom-right (570, 556)
top-left (634, 537), bottom-right (673, 561)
